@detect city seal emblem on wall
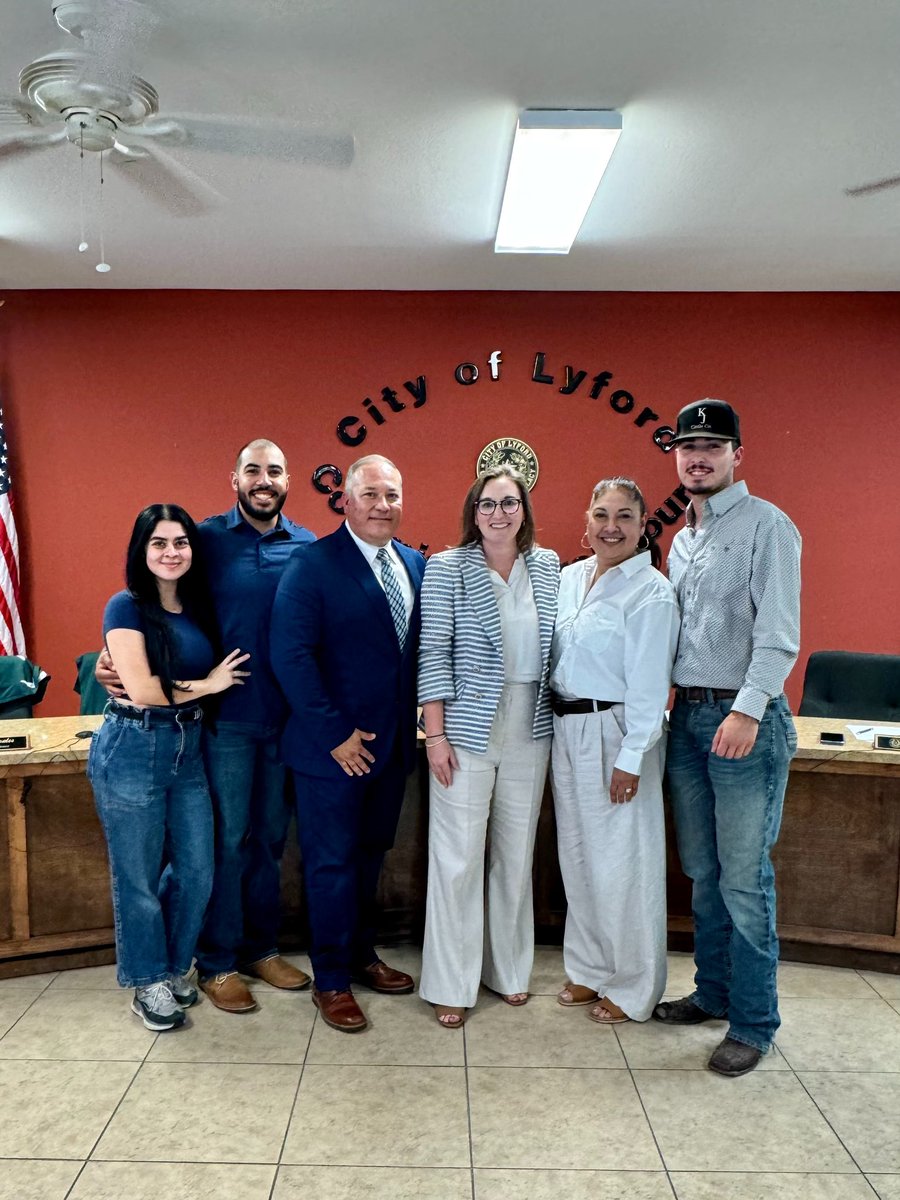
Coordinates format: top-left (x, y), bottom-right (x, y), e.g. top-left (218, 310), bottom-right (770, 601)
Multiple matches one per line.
top-left (476, 437), bottom-right (539, 490)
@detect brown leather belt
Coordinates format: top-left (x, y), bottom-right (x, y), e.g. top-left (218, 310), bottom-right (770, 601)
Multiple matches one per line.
top-left (674, 687), bottom-right (739, 703)
top-left (550, 694), bottom-right (616, 716)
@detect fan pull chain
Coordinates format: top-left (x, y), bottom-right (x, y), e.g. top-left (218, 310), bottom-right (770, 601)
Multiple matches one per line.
top-left (96, 151), bottom-right (111, 273)
top-left (78, 123), bottom-right (88, 252)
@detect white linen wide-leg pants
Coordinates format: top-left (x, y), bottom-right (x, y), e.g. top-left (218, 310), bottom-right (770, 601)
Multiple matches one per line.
top-left (550, 706), bottom-right (667, 1021)
top-left (419, 682), bottom-right (551, 1008)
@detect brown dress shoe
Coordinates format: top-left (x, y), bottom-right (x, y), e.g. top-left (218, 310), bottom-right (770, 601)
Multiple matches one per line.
top-left (312, 988), bottom-right (368, 1032)
top-left (352, 959), bottom-right (415, 994)
top-left (244, 955), bottom-right (311, 991)
top-left (199, 971), bottom-right (257, 1013)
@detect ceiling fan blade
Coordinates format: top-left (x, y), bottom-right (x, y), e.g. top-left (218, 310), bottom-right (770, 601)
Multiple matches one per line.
top-left (164, 114), bottom-right (355, 167)
top-left (109, 141), bottom-right (223, 216)
top-left (845, 175), bottom-right (900, 197)
top-left (116, 117), bottom-right (187, 147)
top-left (0, 128), bottom-right (67, 161)
top-left (0, 96), bottom-right (36, 128)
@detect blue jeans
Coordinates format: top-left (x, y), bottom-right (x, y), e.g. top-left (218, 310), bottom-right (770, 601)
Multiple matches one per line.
top-left (666, 693), bottom-right (798, 1051)
top-left (194, 722), bottom-right (291, 976)
top-left (88, 707), bottom-right (214, 989)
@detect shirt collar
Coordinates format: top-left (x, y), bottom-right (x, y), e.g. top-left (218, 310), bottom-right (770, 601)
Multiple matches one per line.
top-left (344, 520), bottom-right (395, 565)
top-left (226, 504), bottom-right (290, 537)
top-left (685, 480), bottom-right (748, 528)
top-left (619, 549), bottom-right (652, 576)
top-left (589, 549), bottom-right (651, 580)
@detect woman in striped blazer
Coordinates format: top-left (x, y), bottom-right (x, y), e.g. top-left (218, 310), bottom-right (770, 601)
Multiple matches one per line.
top-left (418, 465), bottom-right (559, 1028)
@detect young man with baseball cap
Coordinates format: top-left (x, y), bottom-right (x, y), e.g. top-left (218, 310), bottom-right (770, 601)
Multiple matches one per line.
top-left (653, 399), bottom-right (802, 1077)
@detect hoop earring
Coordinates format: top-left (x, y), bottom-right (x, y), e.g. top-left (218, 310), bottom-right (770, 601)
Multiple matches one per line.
top-left (637, 533), bottom-right (650, 551)
top-left (580, 531), bottom-right (591, 550)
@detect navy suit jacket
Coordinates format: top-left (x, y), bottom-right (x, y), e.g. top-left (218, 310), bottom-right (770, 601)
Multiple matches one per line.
top-left (270, 523), bottom-right (426, 779)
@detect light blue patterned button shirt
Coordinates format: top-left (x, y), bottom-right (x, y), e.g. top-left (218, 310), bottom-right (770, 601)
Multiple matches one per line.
top-left (668, 481), bottom-right (802, 721)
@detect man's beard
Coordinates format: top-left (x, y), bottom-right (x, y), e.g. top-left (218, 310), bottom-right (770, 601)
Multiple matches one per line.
top-left (239, 485), bottom-right (287, 521)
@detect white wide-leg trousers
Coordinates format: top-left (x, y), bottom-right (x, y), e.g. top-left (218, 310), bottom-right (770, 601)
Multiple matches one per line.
top-left (420, 683), bottom-right (551, 1008)
top-left (550, 706), bottom-right (667, 1021)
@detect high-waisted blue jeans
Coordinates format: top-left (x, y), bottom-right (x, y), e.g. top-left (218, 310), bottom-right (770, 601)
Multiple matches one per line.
top-left (666, 693), bottom-right (797, 1051)
top-left (88, 706), bottom-right (214, 988)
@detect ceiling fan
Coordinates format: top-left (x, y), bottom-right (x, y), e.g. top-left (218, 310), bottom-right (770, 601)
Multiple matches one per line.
top-left (0, 0), bottom-right (355, 217)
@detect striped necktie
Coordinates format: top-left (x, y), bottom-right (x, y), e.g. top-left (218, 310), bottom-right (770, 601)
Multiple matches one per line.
top-left (376, 547), bottom-right (408, 647)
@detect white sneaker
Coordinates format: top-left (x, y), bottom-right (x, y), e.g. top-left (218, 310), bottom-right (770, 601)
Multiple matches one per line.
top-left (132, 982), bottom-right (186, 1031)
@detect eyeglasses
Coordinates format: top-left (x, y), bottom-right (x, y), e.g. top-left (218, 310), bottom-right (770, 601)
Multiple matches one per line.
top-left (475, 497), bottom-right (522, 516)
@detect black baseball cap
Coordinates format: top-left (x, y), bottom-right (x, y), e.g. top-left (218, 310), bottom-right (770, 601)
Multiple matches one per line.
top-left (671, 399), bottom-right (741, 446)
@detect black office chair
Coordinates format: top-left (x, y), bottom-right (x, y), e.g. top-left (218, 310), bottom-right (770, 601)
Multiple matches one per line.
top-left (798, 650), bottom-right (900, 721)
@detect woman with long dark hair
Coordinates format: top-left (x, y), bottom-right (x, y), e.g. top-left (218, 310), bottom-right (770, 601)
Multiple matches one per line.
top-left (89, 504), bottom-right (249, 1031)
top-left (418, 466), bottom-right (558, 1027)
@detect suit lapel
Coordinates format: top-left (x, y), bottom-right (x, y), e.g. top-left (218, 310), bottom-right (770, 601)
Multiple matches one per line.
top-left (525, 550), bottom-right (553, 673)
top-left (335, 524), bottom-right (397, 642)
top-left (462, 543), bottom-right (503, 653)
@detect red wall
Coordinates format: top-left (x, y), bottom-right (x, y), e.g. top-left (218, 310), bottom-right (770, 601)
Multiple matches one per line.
top-left (2, 290), bottom-right (898, 716)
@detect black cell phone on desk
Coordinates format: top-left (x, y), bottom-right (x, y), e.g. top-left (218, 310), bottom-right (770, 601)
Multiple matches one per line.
top-left (819, 731), bottom-right (845, 745)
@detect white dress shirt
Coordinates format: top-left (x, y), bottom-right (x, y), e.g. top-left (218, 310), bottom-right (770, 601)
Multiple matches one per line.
top-left (344, 522), bottom-right (415, 622)
top-left (488, 555), bottom-right (542, 683)
top-left (550, 552), bottom-right (680, 776)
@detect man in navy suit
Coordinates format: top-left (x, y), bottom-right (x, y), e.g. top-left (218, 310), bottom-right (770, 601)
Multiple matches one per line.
top-left (270, 455), bottom-right (426, 1032)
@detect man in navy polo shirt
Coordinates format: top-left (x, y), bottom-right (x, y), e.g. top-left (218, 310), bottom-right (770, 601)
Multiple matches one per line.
top-left (98, 439), bottom-right (316, 1011)
top-left (193, 438), bottom-right (317, 1012)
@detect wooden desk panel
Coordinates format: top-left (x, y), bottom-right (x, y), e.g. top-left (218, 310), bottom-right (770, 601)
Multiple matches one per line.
top-left (2, 713), bottom-right (899, 976)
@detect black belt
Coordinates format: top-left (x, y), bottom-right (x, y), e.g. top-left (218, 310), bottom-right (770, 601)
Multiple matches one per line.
top-left (108, 701), bottom-right (204, 727)
top-left (674, 687), bottom-right (739, 703)
top-left (551, 694), bottom-right (616, 717)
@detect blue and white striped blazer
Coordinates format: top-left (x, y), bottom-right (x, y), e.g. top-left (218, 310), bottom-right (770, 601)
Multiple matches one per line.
top-left (418, 543), bottom-right (559, 753)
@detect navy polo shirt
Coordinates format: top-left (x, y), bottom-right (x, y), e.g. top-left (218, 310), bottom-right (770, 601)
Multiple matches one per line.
top-left (198, 506), bottom-right (315, 726)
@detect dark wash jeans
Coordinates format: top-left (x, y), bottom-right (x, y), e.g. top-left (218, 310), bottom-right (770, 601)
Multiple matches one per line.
top-left (194, 721), bottom-right (291, 977)
top-left (666, 693), bottom-right (798, 1051)
top-left (88, 707), bottom-right (214, 989)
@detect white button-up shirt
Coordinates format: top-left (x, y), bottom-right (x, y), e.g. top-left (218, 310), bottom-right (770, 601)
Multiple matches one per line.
top-left (488, 555), bottom-right (542, 683)
top-left (550, 551), bottom-right (681, 775)
top-left (344, 522), bottom-right (415, 622)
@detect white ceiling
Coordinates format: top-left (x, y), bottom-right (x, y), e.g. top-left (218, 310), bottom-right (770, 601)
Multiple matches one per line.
top-left (1, 0), bottom-right (899, 291)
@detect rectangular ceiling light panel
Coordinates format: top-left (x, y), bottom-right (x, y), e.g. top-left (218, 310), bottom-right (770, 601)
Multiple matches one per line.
top-left (494, 109), bottom-right (623, 255)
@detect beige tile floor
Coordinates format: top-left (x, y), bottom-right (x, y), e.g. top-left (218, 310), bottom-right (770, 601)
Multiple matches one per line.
top-left (1, 946), bottom-right (899, 1199)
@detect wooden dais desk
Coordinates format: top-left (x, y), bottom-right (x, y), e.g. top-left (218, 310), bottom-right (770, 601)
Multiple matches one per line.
top-left (0, 715), bottom-right (108, 975)
top-left (664, 716), bottom-right (900, 968)
top-left (2, 713), bottom-right (899, 978)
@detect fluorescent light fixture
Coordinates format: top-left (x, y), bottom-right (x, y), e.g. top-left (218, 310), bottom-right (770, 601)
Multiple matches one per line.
top-left (494, 109), bottom-right (623, 255)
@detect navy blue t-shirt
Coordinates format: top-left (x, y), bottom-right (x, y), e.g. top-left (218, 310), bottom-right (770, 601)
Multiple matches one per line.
top-left (103, 590), bottom-right (215, 701)
top-left (198, 507), bottom-right (315, 726)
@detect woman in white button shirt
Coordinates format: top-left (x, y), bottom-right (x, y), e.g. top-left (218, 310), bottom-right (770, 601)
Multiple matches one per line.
top-left (551, 477), bottom-right (680, 1024)
top-left (418, 466), bottom-right (559, 1028)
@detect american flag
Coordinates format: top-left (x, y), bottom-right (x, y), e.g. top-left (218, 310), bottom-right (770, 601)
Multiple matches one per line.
top-left (0, 408), bottom-right (25, 656)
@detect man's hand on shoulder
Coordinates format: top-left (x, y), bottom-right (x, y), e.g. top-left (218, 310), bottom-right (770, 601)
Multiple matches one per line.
top-left (331, 728), bottom-right (377, 776)
top-left (711, 711), bottom-right (759, 759)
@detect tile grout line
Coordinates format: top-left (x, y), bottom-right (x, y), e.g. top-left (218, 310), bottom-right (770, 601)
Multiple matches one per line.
top-left (614, 1025), bottom-right (679, 1199)
top-left (0, 986), bottom-right (50, 1043)
top-left (65, 1001), bottom-right (163, 1190)
top-left (779, 1041), bottom-right (881, 1191)
top-left (462, 1022), bottom-right (477, 1200)
top-left (267, 998), bottom-right (319, 1200)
